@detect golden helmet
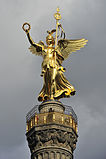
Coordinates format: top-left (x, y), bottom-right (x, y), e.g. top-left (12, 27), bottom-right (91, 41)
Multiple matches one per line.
top-left (46, 29), bottom-right (56, 46)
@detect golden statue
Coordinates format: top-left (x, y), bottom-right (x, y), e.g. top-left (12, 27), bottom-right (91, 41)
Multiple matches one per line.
top-left (22, 8), bottom-right (88, 102)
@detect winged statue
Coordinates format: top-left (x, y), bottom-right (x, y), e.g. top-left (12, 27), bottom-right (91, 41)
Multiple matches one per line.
top-left (22, 8), bottom-right (88, 102)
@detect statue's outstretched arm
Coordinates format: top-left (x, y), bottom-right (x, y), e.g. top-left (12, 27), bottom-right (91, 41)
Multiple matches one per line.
top-left (26, 31), bottom-right (35, 46)
top-left (26, 31), bottom-right (43, 50)
top-left (22, 23), bottom-right (44, 50)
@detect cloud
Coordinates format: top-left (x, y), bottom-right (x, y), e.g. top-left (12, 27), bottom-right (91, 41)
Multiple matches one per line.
top-left (0, 0), bottom-right (106, 159)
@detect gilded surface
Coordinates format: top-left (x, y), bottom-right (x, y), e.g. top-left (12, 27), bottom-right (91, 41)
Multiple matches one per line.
top-left (22, 8), bottom-right (88, 102)
top-left (26, 112), bottom-right (77, 134)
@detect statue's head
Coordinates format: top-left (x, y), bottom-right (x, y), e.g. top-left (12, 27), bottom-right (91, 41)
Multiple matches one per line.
top-left (46, 29), bottom-right (56, 46)
top-left (46, 34), bottom-right (55, 46)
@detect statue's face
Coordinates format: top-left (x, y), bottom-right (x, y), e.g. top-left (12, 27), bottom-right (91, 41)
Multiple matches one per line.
top-left (46, 35), bottom-right (55, 46)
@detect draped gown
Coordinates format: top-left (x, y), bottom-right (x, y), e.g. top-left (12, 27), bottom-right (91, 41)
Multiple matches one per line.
top-left (37, 46), bottom-right (75, 101)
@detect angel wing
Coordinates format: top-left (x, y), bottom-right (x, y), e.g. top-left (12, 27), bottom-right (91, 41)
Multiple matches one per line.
top-left (57, 38), bottom-right (88, 60)
top-left (29, 41), bottom-right (46, 56)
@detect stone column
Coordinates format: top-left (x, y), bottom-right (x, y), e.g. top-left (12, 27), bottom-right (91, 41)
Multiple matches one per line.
top-left (26, 101), bottom-right (78, 159)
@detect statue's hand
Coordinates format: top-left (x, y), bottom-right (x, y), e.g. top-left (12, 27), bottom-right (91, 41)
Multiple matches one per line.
top-left (22, 22), bottom-right (31, 34)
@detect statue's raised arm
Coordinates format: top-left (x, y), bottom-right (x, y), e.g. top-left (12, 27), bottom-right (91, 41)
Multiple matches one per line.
top-left (22, 23), bottom-right (45, 56)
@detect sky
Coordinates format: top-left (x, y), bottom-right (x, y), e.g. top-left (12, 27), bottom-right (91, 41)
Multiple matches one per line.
top-left (0, 0), bottom-right (106, 159)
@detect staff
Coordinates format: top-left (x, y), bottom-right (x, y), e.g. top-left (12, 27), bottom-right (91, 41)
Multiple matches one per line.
top-left (54, 8), bottom-right (61, 66)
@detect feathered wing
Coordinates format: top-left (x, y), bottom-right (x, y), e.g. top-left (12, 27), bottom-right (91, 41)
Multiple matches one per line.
top-left (29, 41), bottom-right (46, 56)
top-left (57, 38), bottom-right (88, 60)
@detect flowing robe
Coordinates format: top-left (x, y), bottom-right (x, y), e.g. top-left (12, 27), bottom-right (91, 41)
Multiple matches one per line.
top-left (38, 47), bottom-right (75, 101)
